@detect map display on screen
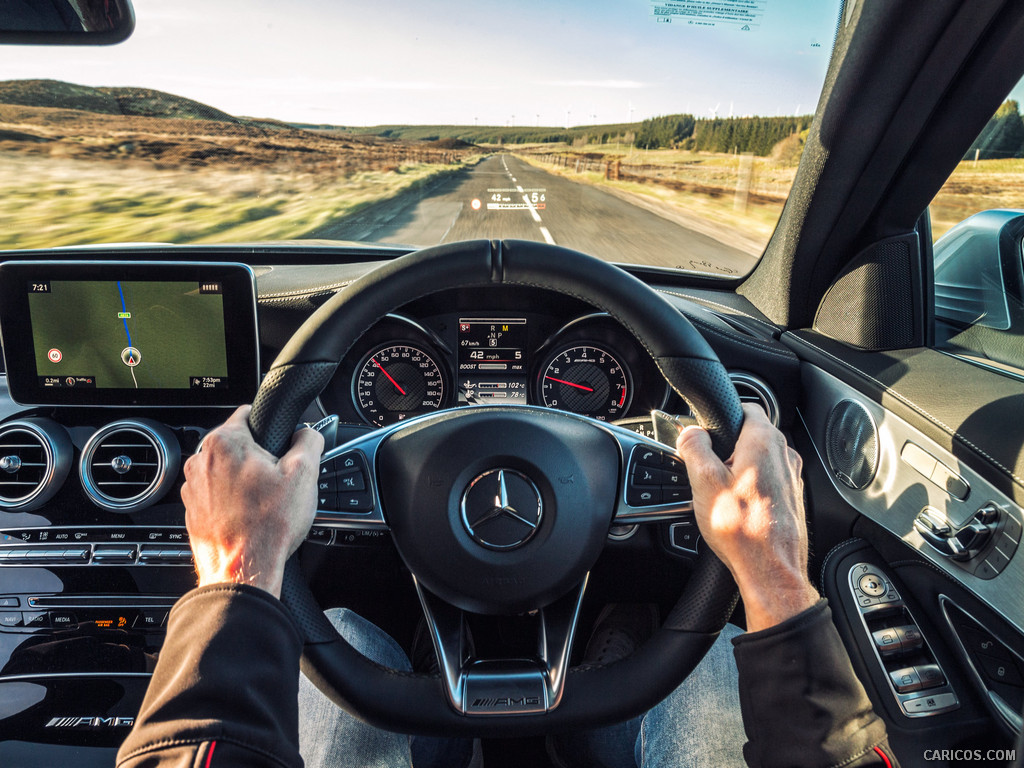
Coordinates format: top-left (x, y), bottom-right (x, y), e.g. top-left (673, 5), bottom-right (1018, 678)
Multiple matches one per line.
top-left (27, 279), bottom-right (229, 391)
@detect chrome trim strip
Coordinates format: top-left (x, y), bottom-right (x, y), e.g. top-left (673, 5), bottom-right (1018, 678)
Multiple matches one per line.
top-left (728, 371), bottom-right (780, 427)
top-left (0, 672), bottom-right (152, 682)
top-left (798, 365), bottom-right (1024, 636)
top-left (78, 420), bottom-right (177, 513)
top-left (412, 575), bottom-right (588, 716)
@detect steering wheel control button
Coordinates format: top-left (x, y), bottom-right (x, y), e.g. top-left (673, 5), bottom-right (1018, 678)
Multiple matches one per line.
top-left (461, 469), bottom-right (543, 550)
top-left (627, 486), bottom-right (662, 506)
top-left (338, 492), bottom-right (373, 512)
top-left (635, 447), bottom-right (662, 466)
top-left (632, 467), bottom-right (662, 486)
top-left (306, 527), bottom-right (334, 545)
top-left (337, 471), bottom-right (365, 492)
top-left (858, 573), bottom-right (887, 597)
top-left (669, 522), bottom-right (701, 554)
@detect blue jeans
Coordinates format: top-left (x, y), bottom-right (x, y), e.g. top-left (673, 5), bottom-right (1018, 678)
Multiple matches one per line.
top-left (298, 609), bottom-right (746, 768)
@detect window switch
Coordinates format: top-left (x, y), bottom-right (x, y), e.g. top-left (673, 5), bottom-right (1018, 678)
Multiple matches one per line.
top-left (915, 664), bottom-right (946, 689)
top-left (872, 627), bottom-right (903, 657)
top-left (894, 624), bottom-right (924, 651)
top-left (889, 667), bottom-right (923, 693)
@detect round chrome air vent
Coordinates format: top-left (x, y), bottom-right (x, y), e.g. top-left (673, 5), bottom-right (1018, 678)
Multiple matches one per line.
top-left (79, 420), bottom-right (180, 512)
top-left (825, 400), bottom-right (879, 491)
top-left (729, 372), bottom-right (780, 426)
top-left (0, 418), bottom-right (72, 512)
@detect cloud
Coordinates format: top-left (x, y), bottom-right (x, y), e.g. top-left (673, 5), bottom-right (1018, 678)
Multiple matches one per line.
top-left (542, 79), bottom-right (649, 89)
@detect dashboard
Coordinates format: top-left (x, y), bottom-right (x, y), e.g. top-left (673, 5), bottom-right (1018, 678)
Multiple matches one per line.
top-left (0, 253), bottom-right (795, 762)
top-left (323, 301), bottom-right (670, 428)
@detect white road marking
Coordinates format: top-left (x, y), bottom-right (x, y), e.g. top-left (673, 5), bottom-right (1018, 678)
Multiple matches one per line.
top-left (539, 226), bottom-right (555, 244)
top-left (522, 194), bottom-right (542, 222)
top-left (512, 177), bottom-right (517, 182)
top-left (516, 185), bottom-right (525, 193)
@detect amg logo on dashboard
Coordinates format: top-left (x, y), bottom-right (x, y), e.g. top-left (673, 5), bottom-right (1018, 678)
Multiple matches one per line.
top-left (45, 716), bottom-right (135, 728)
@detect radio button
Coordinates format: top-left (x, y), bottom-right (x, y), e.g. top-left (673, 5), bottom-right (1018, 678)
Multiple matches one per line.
top-left (23, 611), bottom-right (48, 629)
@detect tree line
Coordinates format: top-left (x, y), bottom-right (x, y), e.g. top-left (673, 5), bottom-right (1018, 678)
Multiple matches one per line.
top-left (635, 113), bottom-right (813, 155)
top-left (966, 100), bottom-right (1024, 160)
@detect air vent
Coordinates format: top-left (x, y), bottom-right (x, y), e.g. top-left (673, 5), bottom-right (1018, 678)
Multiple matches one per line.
top-left (729, 372), bottom-right (780, 426)
top-left (80, 420), bottom-right (180, 512)
top-left (825, 400), bottom-right (879, 491)
top-left (0, 418), bottom-right (71, 511)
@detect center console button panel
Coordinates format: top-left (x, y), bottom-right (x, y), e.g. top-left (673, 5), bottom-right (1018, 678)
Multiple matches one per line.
top-left (0, 528), bottom-right (191, 566)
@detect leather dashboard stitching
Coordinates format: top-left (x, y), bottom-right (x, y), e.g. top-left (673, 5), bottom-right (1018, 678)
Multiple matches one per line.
top-left (684, 314), bottom-right (797, 361)
top-left (791, 335), bottom-right (1024, 488)
top-left (658, 289), bottom-right (779, 333)
top-left (258, 281), bottom-right (354, 299)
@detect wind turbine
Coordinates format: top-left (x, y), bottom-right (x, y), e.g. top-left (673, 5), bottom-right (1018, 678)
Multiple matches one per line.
top-left (709, 103), bottom-right (721, 119)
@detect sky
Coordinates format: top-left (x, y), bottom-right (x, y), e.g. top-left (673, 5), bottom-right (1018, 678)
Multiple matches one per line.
top-left (0, 0), bottom-right (847, 127)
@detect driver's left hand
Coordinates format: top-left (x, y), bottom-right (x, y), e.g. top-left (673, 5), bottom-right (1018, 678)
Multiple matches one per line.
top-left (181, 405), bottom-right (324, 598)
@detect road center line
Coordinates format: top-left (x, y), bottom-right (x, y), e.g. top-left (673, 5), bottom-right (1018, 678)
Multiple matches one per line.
top-left (516, 185), bottom-right (525, 193)
top-left (539, 226), bottom-right (555, 245)
top-left (521, 194), bottom-right (542, 222)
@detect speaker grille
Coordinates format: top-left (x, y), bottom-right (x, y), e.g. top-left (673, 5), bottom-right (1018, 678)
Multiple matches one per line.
top-left (825, 400), bottom-right (878, 490)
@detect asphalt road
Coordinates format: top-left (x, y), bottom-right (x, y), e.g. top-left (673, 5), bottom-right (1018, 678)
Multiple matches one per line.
top-left (317, 155), bottom-right (756, 276)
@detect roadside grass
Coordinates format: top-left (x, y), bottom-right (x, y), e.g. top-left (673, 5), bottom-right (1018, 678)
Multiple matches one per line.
top-left (517, 147), bottom-right (794, 255)
top-left (931, 158), bottom-right (1024, 239)
top-left (521, 145), bottom-right (1024, 246)
top-left (0, 153), bottom-right (485, 250)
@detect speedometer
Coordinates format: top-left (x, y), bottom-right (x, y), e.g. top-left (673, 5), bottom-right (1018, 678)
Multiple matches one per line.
top-left (537, 344), bottom-right (631, 420)
top-left (353, 343), bottom-right (447, 427)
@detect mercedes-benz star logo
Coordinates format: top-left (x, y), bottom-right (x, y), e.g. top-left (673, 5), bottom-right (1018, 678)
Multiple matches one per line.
top-left (460, 469), bottom-right (543, 550)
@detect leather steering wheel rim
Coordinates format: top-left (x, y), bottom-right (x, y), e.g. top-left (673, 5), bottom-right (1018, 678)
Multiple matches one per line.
top-left (248, 239), bottom-right (744, 736)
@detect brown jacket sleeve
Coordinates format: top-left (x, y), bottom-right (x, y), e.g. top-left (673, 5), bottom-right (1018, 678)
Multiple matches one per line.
top-left (116, 584), bottom-right (304, 768)
top-left (732, 599), bottom-right (899, 768)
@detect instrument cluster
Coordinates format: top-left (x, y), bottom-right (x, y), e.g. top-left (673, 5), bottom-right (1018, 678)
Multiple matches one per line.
top-left (320, 309), bottom-right (670, 428)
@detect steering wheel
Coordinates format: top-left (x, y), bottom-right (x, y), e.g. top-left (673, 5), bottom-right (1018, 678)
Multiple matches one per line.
top-left (247, 239), bottom-right (744, 737)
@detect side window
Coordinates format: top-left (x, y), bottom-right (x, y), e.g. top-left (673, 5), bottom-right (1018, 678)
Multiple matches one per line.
top-left (929, 98), bottom-right (1024, 377)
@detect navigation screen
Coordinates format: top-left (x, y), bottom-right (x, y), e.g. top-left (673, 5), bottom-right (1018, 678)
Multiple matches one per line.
top-left (27, 280), bottom-right (229, 391)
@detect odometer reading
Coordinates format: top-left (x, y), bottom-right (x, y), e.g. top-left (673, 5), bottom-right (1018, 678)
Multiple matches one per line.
top-left (539, 344), bottom-right (631, 420)
top-left (354, 343), bottom-right (446, 427)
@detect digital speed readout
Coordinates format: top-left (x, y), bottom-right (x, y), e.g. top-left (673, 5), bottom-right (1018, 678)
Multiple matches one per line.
top-left (457, 318), bottom-right (528, 404)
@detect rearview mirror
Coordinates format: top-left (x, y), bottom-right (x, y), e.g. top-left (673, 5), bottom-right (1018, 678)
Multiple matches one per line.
top-left (1, 0), bottom-right (134, 45)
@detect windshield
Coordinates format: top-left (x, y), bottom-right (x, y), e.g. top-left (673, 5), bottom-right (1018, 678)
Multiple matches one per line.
top-left (0, 0), bottom-right (841, 276)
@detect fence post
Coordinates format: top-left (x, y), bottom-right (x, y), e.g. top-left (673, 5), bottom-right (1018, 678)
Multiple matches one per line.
top-left (734, 152), bottom-right (754, 213)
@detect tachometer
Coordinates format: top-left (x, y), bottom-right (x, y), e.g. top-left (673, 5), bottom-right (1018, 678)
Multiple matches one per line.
top-left (538, 344), bottom-right (631, 420)
top-left (353, 343), bottom-right (447, 427)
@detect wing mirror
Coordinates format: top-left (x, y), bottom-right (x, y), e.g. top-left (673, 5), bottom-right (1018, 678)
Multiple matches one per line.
top-left (932, 209), bottom-right (1024, 374)
top-left (1, 0), bottom-right (134, 45)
